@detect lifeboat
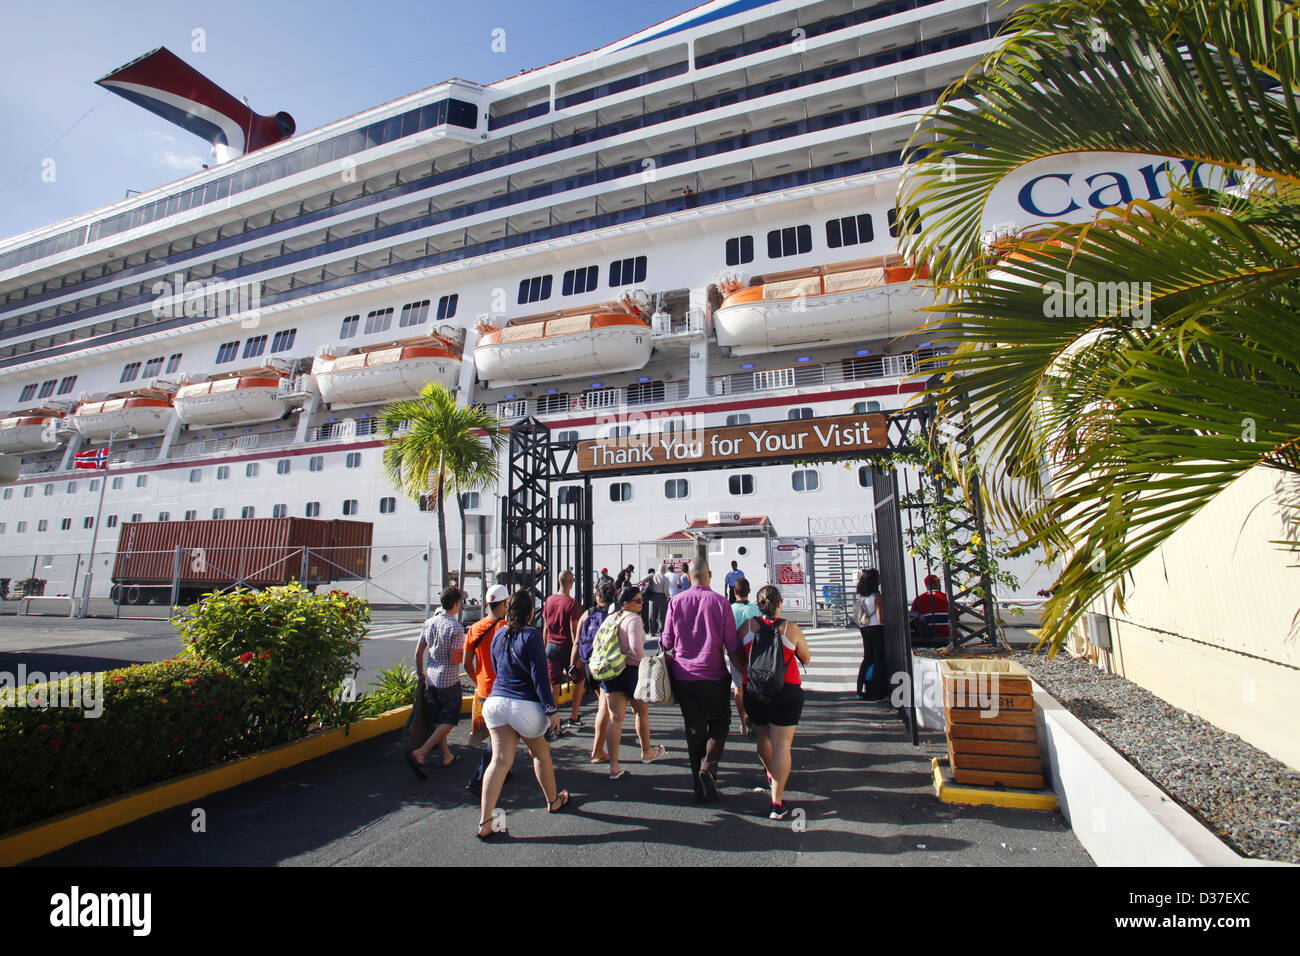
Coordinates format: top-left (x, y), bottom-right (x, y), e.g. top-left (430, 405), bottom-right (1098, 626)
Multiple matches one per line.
top-left (314, 335), bottom-right (462, 408)
top-left (713, 258), bottom-right (932, 356)
top-left (72, 388), bottom-right (175, 441)
top-left (174, 368), bottom-right (289, 428)
top-left (0, 411), bottom-right (64, 453)
top-left (474, 312), bottom-right (652, 388)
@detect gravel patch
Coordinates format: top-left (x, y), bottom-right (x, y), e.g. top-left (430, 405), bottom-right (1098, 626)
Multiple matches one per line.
top-left (1013, 649), bottom-right (1300, 864)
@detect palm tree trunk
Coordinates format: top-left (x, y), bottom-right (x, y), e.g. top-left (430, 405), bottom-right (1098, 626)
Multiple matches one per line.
top-left (435, 451), bottom-right (449, 589)
top-left (456, 491), bottom-right (467, 607)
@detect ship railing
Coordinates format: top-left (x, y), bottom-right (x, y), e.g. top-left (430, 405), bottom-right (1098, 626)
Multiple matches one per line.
top-left (308, 416), bottom-right (383, 443)
top-left (708, 347), bottom-right (945, 397)
top-left (651, 310), bottom-right (706, 337)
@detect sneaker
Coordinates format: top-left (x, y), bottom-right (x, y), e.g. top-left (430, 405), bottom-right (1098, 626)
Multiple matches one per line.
top-left (699, 770), bottom-right (720, 803)
top-left (769, 804), bottom-right (789, 821)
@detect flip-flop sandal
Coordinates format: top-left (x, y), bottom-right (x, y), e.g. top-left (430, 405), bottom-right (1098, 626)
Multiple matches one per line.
top-left (442, 754), bottom-right (460, 768)
top-left (590, 754), bottom-right (609, 763)
top-left (609, 769), bottom-right (628, 781)
top-left (547, 790), bottom-right (572, 812)
top-left (404, 753), bottom-right (427, 780)
top-left (641, 744), bottom-right (667, 764)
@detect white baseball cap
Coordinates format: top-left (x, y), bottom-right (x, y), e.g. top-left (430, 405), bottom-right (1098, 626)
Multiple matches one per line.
top-left (486, 584), bottom-right (509, 605)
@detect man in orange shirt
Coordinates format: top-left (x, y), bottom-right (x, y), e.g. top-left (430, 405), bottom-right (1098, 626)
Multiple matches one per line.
top-left (464, 584), bottom-right (509, 795)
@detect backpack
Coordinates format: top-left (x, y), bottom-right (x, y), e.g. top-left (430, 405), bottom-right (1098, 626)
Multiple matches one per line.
top-left (745, 617), bottom-right (790, 704)
top-left (578, 608), bottom-right (608, 664)
top-left (588, 610), bottom-right (629, 681)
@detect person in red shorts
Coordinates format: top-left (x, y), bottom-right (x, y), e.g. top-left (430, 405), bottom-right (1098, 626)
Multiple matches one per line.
top-left (543, 569), bottom-right (585, 728)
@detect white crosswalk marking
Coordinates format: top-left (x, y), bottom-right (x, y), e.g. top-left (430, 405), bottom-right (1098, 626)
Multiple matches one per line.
top-left (364, 622), bottom-right (424, 641)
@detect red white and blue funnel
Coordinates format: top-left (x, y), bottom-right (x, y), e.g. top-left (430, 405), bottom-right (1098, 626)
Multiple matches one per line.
top-left (96, 47), bottom-right (295, 162)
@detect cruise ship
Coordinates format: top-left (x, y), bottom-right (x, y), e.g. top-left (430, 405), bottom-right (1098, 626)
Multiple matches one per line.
top-left (0, 0), bottom-right (1059, 610)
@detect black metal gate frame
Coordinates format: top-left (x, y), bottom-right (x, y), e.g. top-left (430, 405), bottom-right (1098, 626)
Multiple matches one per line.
top-left (501, 407), bottom-right (999, 745)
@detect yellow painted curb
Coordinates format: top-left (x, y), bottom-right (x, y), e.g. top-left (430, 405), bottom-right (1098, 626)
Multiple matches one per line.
top-left (0, 706), bottom-right (411, 867)
top-left (930, 757), bottom-right (1059, 811)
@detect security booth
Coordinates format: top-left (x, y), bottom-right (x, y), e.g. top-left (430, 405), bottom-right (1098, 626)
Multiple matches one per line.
top-left (654, 512), bottom-right (777, 595)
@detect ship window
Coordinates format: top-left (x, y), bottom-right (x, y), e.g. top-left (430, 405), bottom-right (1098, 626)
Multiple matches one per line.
top-left (120, 362), bottom-right (141, 383)
top-left (557, 487), bottom-right (581, 506)
top-left (728, 474), bottom-right (755, 496)
top-left (346, 452), bottom-right (362, 468)
top-left (609, 482), bottom-right (632, 503)
top-left (38, 519), bottom-right (48, 532)
top-left (271, 329), bottom-right (296, 353)
top-left (37, 379), bottom-right (56, 398)
top-left (158, 512), bottom-right (169, 522)
top-left (215, 341), bottom-right (240, 364)
top-left (24, 486), bottom-right (33, 497)
top-left (399, 300), bottom-right (430, 328)
top-left (0, 522), bottom-right (5, 533)
top-left (136, 475), bottom-right (147, 488)
top-left (309, 456), bottom-right (324, 472)
top-left (725, 236), bottom-right (753, 266)
top-left (19, 384), bottom-right (38, 402)
top-left (89, 480), bottom-right (99, 491)
top-left (216, 466), bottom-right (230, 480)
top-left (767, 225), bottom-right (812, 259)
top-left (379, 496), bottom-right (396, 514)
top-left (272, 504), bottom-right (287, 518)
top-left (626, 381), bottom-right (664, 405)
top-left (60, 518), bottom-right (71, 531)
top-left (536, 393), bottom-right (568, 415)
top-left (241, 506), bottom-right (255, 519)
top-left (276, 459), bottom-right (291, 475)
top-left (166, 353), bottom-right (183, 374)
top-left (246, 463), bottom-right (259, 478)
top-left (212, 508), bottom-right (225, 520)
top-left (661, 418), bottom-right (686, 436)
top-left (888, 207), bottom-right (920, 238)
top-left (852, 401), bottom-right (882, 414)
top-left (792, 470), bottom-right (820, 492)
top-left (517, 274), bottom-right (553, 304)
top-left (66, 481), bottom-right (77, 493)
top-left (305, 501), bottom-right (320, 517)
top-left (1, 488), bottom-right (9, 499)
top-left (143, 356), bottom-right (164, 378)
top-left (103, 514), bottom-right (117, 528)
top-left (664, 479), bottom-right (688, 500)
top-left (340, 315), bottom-right (360, 339)
top-left (110, 477), bottom-right (126, 490)
top-left (82, 516), bottom-right (93, 529)
top-left (16, 521), bottom-right (26, 532)
top-left (189, 469), bottom-right (201, 483)
top-left (562, 265), bottom-right (599, 296)
top-left (726, 414), bottom-right (751, 426)
top-left (459, 492), bottom-right (479, 510)
top-left (436, 294), bottom-right (458, 320)
top-left (608, 256), bottom-right (647, 287)
top-left (184, 510), bottom-right (197, 521)
top-left (788, 407), bottom-right (813, 420)
top-left (858, 466), bottom-right (873, 488)
top-left (418, 493), bottom-right (434, 512)
top-left (243, 335), bottom-right (268, 359)
top-left (826, 214), bottom-right (874, 249)
top-left (555, 430), bottom-right (579, 445)
top-left (607, 425), bottom-right (631, 439)
top-left (342, 499), bottom-right (359, 516)
top-left (364, 308), bottom-right (394, 334)
top-left (57, 375), bottom-right (78, 395)
top-left (44, 483), bottom-right (53, 496)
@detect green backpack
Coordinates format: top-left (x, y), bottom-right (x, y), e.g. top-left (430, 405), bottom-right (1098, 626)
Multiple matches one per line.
top-left (588, 610), bottom-right (629, 681)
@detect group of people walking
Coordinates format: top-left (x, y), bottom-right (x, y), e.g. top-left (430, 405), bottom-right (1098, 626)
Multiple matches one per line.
top-left (407, 557), bottom-right (814, 838)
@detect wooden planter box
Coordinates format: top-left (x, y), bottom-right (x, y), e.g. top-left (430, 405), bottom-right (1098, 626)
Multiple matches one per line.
top-left (941, 659), bottom-right (1046, 791)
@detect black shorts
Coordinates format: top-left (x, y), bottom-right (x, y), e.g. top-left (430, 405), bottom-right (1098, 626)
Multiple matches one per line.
top-left (545, 639), bottom-right (575, 686)
top-left (425, 683), bottom-right (462, 727)
top-left (745, 683), bottom-right (804, 728)
top-left (601, 665), bottom-right (638, 698)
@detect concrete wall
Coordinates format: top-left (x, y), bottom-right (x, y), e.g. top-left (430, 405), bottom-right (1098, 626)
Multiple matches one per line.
top-left (1080, 466), bottom-right (1300, 771)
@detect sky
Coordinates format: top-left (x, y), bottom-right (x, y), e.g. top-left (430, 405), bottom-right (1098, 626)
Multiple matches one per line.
top-left (0, 0), bottom-right (696, 242)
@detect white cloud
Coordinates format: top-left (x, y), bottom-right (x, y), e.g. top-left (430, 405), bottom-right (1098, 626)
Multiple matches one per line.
top-left (158, 149), bottom-right (205, 171)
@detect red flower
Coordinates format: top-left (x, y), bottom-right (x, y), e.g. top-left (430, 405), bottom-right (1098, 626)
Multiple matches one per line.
top-left (35, 723), bottom-right (48, 731)
top-left (113, 675), bottom-right (125, 684)
top-left (238, 652), bottom-right (255, 663)
top-left (216, 713), bottom-right (224, 721)
top-left (172, 736), bottom-right (180, 743)
top-left (49, 739), bottom-right (60, 748)
top-left (158, 697), bottom-right (167, 703)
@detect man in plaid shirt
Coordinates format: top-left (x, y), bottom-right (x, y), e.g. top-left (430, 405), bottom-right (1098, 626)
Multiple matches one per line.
top-left (406, 586), bottom-right (466, 778)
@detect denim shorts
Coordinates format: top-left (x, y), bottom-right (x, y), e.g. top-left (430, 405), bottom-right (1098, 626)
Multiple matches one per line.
top-left (601, 665), bottom-right (638, 698)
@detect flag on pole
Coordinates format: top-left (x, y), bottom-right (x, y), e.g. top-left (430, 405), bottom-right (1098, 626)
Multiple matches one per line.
top-left (74, 448), bottom-right (109, 470)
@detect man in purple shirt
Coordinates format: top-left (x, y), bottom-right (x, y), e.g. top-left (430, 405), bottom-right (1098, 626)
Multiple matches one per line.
top-left (660, 557), bottom-right (747, 803)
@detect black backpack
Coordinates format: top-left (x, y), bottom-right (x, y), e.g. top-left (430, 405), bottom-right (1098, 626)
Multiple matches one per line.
top-left (745, 617), bottom-right (789, 704)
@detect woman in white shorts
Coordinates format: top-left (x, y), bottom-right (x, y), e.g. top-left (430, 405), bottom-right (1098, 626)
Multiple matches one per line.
top-left (478, 590), bottom-right (571, 839)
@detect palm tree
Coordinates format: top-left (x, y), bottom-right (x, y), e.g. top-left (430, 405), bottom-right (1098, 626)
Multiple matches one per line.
top-left (379, 384), bottom-right (506, 591)
top-left (896, 0), bottom-right (1300, 648)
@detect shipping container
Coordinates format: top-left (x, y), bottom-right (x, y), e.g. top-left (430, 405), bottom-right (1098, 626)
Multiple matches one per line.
top-left (110, 517), bottom-right (374, 605)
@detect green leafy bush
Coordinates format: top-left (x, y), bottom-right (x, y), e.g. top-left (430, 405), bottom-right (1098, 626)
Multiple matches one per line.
top-left (173, 583), bottom-right (369, 746)
top-left (0, 659), bottom-right (256, 832)
top-left (357, 660), bottom-right (419, 718)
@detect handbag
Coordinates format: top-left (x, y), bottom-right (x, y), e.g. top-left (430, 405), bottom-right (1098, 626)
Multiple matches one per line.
top-left (399, 676), bottom-right (429, 752)
top-left (634, 652), bottom-right (675, 705)
top-left (467, 694), bottom-right (488, 746)
top-left (856, 595), bottom-right (873, 628)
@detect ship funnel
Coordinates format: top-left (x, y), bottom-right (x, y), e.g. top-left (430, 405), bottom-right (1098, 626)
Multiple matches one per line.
top-left (96, 47), bottom-right (295, 162)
